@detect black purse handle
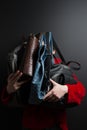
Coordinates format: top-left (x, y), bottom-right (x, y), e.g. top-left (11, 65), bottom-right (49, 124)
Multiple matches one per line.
top-left (66, 61), bottom-right (81, 70)
top-left (53, 37), bottom-right (66, 64)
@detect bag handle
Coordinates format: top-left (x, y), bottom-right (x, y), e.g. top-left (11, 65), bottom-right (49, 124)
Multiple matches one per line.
top-left (66, 61), bottom-right (81, 70)
top-left (53, 37), bottom-right (66, 64)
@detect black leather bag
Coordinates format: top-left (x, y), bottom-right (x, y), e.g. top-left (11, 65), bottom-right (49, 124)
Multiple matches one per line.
top-left (50, 62), bottom-right (79, 85)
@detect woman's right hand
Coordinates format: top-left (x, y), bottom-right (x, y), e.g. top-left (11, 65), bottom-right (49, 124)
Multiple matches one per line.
top-left (6, 70), bottom-right (27, 94)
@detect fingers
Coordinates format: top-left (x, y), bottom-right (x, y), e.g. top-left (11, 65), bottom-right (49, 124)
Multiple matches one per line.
top-left (43, 90), bottom-right (52, 100)
top-left (13, 72), bottom-right (23, 83)
top-left (8, 70), bottom-right (23, 83)
top-left (13, 84), bottom-right (21, 90)
top-left (8, 73), bottom-right (14, 80)
top-left (17, 79), bottom-right (29, 86)
top-left (50, 78), bottom-right (57, 85)
top-left (14, 79), bottom-right (30, 90)
top-left (11, 70), bottom-right (22, 80)
top-left (43, 90), bottom-right (59, 102)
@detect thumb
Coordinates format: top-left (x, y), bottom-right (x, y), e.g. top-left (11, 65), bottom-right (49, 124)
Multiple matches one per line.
top-left (50, 78), bottom-right (57, 86)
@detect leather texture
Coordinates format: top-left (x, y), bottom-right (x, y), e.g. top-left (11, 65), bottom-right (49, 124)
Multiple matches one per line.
top-left (20, 34), bottom-right (39, 77)
top-left (50, 63), bottom-right (77, 85)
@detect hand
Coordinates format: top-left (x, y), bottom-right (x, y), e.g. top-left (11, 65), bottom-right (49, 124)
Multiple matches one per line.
top-left (6, 70), bottom-right (28, 94)
top-left (43, 79), bottom-right (68, 102)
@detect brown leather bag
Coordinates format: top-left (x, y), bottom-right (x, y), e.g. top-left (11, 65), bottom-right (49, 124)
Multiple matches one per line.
top-left (19, 34), bottom-right (39, 77)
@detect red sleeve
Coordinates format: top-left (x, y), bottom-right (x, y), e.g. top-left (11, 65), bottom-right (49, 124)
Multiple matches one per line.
top-left (66, 81), bottom-right (86, 105)
top-left (1, 86), bottom-right (12, 105)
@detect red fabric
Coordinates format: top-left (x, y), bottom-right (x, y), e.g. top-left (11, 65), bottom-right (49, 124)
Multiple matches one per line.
top-left (1, 58), bottom-right (86, 130)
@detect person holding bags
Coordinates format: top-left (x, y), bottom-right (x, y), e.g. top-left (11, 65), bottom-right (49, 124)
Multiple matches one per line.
top-left (1, 32), bottom-right (86, 130)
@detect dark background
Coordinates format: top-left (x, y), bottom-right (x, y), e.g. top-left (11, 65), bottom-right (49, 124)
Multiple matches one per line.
top-left (0, 0), bottom-right (87, 130)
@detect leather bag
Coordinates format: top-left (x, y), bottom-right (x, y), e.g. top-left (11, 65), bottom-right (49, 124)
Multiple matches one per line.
top-left (19, 34), bottom-right (39, 77)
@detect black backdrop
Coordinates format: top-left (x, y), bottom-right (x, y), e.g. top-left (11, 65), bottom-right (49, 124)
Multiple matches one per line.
top-left (0, 0), bottom-right (87, 130)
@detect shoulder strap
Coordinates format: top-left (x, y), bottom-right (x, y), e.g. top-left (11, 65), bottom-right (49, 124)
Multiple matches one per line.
top-left (52, 36), bottom-right (66, 64)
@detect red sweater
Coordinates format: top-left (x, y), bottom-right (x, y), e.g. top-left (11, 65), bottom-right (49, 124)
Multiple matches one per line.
top-left (1, 58), bottom-right (86, 130)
